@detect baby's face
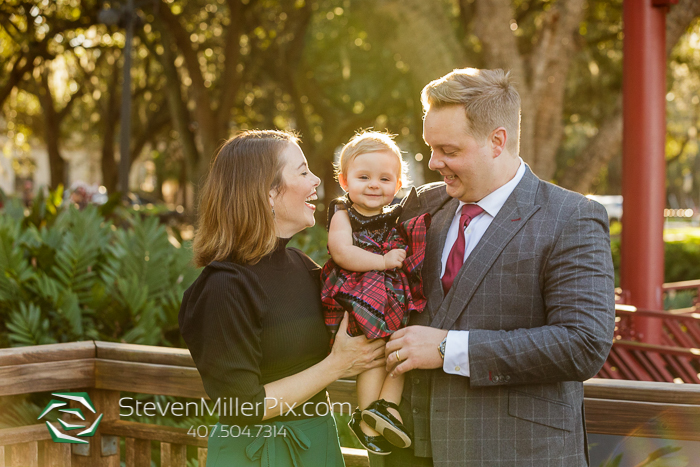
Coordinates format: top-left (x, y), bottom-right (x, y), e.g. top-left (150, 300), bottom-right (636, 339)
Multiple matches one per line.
top-left (340, 150), bottom-right (402, 217)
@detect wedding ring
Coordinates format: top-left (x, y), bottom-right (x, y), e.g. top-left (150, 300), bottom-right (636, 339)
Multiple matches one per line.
top-left (395, 350), bottom-right (402, 363)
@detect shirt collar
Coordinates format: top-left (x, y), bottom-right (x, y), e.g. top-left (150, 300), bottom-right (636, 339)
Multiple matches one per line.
top-left (455, 158), bottom-right (526, 218)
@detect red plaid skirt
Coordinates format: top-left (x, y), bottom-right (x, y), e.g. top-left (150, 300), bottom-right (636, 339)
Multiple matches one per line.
top-left (321, 213), bottom-right (430, 342)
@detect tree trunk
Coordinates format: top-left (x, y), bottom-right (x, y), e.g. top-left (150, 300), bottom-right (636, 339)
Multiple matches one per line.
top-left (474, 0), bottom-right (586, 181)
top-left (101, 65), bottom-right (120, 194)
top-left (558, 0), bottom-right (700, 192)
top-left (374, 0), bottom-right (585, 182)
top-left (558, 97), bottom-right (623, 193)
top-left (39, 72), bottom-right (66, 189)
top-left (153, 0), bottom-right (247, 205)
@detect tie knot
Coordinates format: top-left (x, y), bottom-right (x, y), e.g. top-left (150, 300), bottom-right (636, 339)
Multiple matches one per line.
top-left (460, 204), bottom-right (484, 224)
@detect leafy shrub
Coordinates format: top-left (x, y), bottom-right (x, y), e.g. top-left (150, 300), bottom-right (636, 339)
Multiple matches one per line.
top-left (610, 232), bottom-right (700, 286)
top-left (0, 189), bottom-right (201, 348)
top-left (288, 223), bottom-right (330, 265)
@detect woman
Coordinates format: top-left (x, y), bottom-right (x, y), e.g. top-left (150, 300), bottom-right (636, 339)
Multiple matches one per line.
top-left (179, 130), bottom-right (385, 467)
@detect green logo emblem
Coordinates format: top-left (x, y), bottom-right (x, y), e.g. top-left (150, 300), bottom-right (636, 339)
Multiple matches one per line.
top-left (38, 392), bottom-right (103, 444)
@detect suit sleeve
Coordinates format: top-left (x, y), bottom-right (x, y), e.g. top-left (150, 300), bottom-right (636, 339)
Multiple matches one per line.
top-left (467, 198), bottom-right (616, 386)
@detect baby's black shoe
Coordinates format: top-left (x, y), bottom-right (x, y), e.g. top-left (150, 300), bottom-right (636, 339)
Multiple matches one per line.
top-left (361, 399), bottom-right (412, 449)
top-left (348, 408), bottom-right (393, 455)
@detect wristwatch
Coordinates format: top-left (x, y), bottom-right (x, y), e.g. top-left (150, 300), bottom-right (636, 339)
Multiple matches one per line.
top-left (438, 337), bottom-right (447, 360)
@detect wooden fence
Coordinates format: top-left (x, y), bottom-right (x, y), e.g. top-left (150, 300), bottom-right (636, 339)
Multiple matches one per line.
top-left (2, 341), bottom-right (700, 466)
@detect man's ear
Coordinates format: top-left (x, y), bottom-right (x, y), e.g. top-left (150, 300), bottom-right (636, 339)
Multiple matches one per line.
top-left (338, 173), bottom-right (348, 191)
top-left (490, 127), bottom-right (507, 158)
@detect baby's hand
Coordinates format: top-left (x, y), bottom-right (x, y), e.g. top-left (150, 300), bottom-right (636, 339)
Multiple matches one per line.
top-left (383, 249), bottom-right (407, 270)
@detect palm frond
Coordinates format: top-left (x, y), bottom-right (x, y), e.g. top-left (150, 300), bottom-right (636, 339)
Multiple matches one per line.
top-left (6, 302), bottom-right (57, 347)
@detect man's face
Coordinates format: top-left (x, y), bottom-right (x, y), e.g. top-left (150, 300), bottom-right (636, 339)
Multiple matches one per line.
top-left (424, 105), bottom-right (495, 203)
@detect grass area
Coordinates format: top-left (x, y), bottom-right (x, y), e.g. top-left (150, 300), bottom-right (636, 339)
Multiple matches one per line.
top-left (664, 225), bottom-right (700, 242)
top-left (609, 220), bottom-right (700, 242)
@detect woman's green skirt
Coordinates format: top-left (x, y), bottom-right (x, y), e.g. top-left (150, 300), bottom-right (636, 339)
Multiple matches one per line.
top-left (206, 414), bottom-right (345, 467)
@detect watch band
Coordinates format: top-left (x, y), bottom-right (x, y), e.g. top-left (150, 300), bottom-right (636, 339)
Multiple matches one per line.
top-left (438, 337), bottom-right (447, 360)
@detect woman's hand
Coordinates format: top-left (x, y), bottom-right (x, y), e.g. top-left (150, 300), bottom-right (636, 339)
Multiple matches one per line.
top-left (329, 312), bottom-right (386, 378)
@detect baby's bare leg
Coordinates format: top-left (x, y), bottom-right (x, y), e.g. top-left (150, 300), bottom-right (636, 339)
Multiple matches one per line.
top-left (379, 373), bottom-right (405, 422)
top-left (356, 366), bottom-right (387, 436)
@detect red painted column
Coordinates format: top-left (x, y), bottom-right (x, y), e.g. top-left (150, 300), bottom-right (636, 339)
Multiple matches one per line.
top-left (620, 0), bottom-right (667, 344)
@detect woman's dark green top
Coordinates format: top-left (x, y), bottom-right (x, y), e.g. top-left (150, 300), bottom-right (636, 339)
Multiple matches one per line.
top-left (178, 238), bottom-right (330, 425)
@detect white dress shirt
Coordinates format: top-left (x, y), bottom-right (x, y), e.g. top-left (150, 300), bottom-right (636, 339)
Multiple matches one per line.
top-left (442, 159), bottom-right (526, 377)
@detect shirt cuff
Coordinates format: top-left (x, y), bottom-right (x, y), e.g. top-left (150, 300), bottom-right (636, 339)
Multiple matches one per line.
top-left (442, 330), bottom-right (470, 377)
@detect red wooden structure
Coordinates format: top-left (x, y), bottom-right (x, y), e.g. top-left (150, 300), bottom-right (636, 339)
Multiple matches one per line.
top-left (620, 0), bottom-right (668, 344)
top-left (600, 281), bottom-right (700, 383)
top-left (604, 0), bottom-right (700, 385)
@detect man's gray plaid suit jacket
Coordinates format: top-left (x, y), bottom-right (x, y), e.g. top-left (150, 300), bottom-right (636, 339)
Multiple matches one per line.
top-left (391, 166), bottom-right (616, 467)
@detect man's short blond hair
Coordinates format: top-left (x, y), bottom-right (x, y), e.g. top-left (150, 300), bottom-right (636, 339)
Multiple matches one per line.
top-left (421, 68), bottom-right (521, 155)
top-left (335, 131), bottom-right (409, 184)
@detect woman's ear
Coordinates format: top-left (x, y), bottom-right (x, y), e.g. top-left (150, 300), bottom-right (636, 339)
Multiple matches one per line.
top-left (268, 190), bottom-right (276, 208)
top-left (338, 173), bottom-right (348, 191)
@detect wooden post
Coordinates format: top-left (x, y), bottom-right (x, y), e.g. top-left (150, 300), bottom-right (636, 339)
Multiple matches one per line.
top-left (125, 437), bottom-right (151, 467)
top-left (160, 442), bottom-right (187, 467)
top-left (41, 441), bottom-right (71, 467)
top-left (621, 0), bottom-right (668, 343)
top-left (171, 444), bottom-right (187, 467)
top-left (197, 447), bottom-right (207, 466)
top-left (8, 442), bottom-right (38, 467)
top-left (70, 389), bottom-right (120, 467)
top-left (160, 442), bottom-right (170, 467)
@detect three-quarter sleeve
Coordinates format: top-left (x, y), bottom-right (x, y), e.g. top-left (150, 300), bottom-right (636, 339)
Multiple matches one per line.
top-left (179, 264), bottom-right (269, 422)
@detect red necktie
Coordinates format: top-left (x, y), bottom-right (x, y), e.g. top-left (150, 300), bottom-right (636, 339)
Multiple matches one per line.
top-left (441, 204), bottom-right (484, 293)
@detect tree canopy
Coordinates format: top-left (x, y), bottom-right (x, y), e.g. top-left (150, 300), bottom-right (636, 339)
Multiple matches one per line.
top-left (1, 0), bottom-right (699, 212)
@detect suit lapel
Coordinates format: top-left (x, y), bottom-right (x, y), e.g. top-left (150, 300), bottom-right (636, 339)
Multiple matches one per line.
top-left (398, 187), bottom-right (421, 222)
top-left (430, 167), bottom-right (541, 330)
top-left (423, 197), bottom-right (459, 319)
top-left (399, 184), bottom-right (454, 324)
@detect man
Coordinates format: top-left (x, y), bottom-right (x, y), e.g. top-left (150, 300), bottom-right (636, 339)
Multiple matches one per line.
top-left (385, 68), bottom-right (615, 466)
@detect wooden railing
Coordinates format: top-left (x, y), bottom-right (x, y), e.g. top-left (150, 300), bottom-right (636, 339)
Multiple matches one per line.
top-left (2, 341), bottom-right (700, 466)
top-left (663, 279), bottom-right (700, 308)
top-left (0, 341), bottom-right (367, 467)
top-left (616, 279), bottom-right (700, 311)
top-left (601, 305), bottom-right (700, 383)
top-left (605, 279), bottom-right (700, 384)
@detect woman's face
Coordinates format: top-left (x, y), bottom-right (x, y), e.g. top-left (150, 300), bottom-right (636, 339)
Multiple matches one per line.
top-left (270, 143), bottom-right (321, 238)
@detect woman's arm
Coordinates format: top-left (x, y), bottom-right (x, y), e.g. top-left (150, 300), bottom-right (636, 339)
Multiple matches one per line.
top-left (328, 211), bottom-right (405, 272)
top-left (261, 313), bottom-right (385, 420)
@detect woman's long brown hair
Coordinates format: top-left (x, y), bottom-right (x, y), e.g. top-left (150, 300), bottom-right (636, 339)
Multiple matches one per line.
top-left (193, 130), bottom-right (298, 267)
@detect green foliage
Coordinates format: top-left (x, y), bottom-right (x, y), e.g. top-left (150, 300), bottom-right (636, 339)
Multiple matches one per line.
top-left (333, 413), bottom-right (363, 450)
top-left (288, 224), bottom-right (330, 265)
top-left (600, 453), bottom-right (622, 467)
top-left (610, 232), bottom-right (700, 287)
top-left (6, 303), bottom-right (57, 346)
top-left (598, 445), bottom-right (686, 467)
top-left (0, 395), bottom-right (44, 429)
top-left (0, 190), bottom-right (201, 348)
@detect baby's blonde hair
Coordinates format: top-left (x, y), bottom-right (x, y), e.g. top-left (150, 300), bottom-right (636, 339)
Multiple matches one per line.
top-left (335, 131), bottom-right (409, 184)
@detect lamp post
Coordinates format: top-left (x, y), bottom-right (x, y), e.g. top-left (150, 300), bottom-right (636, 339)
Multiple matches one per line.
top-left (98, 0), bottom-right (138, 198)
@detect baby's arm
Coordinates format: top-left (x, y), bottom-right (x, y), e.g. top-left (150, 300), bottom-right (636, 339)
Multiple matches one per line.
top-left (328, 211), bottom-right (406, 272)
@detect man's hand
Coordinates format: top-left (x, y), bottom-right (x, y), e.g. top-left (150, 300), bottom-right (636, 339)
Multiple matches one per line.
top-left (383, 249), bottom-right (407, 269)
top-left (385, 326), bottom-right (448, 377)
